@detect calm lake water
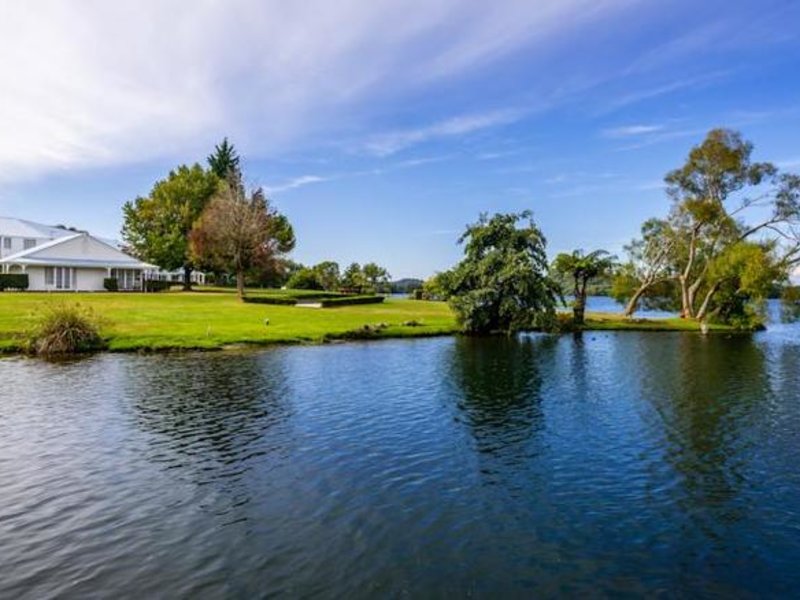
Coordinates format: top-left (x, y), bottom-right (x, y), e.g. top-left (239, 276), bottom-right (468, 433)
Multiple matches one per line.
top-left (1, 307), bottom-right (799, 597)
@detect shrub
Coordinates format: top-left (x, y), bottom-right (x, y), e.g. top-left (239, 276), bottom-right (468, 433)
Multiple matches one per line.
top-left (25, 303), bottom-right (106, 355)
top-left (144, 280), bottom-right (172, 292)
top-left (103, 277), bottom-right (119, 292)
top-left (319, 295), bottom-right (385, 307)
top-left (0, 273), bottom-right (29, 291)
top-left (286, 268), bottom-right (323, 290)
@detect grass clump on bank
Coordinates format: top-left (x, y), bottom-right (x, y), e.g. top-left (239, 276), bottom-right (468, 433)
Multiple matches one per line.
top-left (24, 303), bottom-right (107, 355)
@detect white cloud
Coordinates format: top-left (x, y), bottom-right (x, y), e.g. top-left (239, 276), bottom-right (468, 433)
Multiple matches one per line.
top-left (265, 175), bottom-right (329, 194)
top-left (602, 124), bottom-right (664, 137)
top-left (363, 109), bottom-right (523, 156)
top-left (0, 0), bottom-right (632, 180)
top-left (600, 70), bottom-right (731, 113)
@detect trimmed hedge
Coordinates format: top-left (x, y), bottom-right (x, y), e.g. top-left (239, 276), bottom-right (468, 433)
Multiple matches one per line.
top-left (144, 280), bottom-right (172, 293)
top-left (319, 295), bottom-right (385, 307)
top-left (103, 277), bottom-right (119, 292)
top-left (0, 274), bottom-right (29, 291)
top-left (285, 291), bottom-right (345, 300)
top-left (243, 296), bottom-right (298, 306)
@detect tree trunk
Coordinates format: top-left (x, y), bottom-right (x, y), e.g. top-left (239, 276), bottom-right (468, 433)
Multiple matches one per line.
top-left (573, 280), bottom-right (587, 326)
top-left (679, 276), bottom-right (690, 318)
top-left (236, 270), bottom-right (245, 300)
top-left (624, 285), bottom-right (648, 317)
top-left (679, 226), bottom-right (701, 319)
top-left (573, 299), bottom-right (586, 326)
top-left (695, 281), bottom-right (721, 321)
top-left (183, 265), bottom-right (193, 291)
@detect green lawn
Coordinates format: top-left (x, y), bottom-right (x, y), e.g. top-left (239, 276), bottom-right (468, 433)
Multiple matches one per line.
top-left (0, 290), bottom-right (735, 354)
top-left (0, 291), bottom-right (458, 352)
top-left (581, 312), bottom-right (733, 332)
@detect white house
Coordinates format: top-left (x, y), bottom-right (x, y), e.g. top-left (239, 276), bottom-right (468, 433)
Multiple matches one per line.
top-left (0, 217), bottom-right (75, 259)
top-left (0, 232), bottom-right (155, 291)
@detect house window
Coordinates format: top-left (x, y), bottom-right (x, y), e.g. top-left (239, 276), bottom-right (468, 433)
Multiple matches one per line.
top-left (47, 267), bottom-right (74, 290)
top-left (23, 238), bottom-right (36, 250)
top-left (2, 237), bottom-right (10, 249)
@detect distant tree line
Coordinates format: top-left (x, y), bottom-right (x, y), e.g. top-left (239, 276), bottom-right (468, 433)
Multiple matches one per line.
top-left (285, 261), bottom-right (391, 294)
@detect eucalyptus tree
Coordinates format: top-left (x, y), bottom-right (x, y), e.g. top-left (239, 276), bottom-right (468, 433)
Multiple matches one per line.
top-left (552, 249), bottom-right (616, 325)
top-left (616, 129), bottom-right (800, 324)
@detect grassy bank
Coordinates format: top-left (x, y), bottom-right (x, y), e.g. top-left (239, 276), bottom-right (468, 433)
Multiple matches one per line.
top-left (0, 290), bottom-right (458, 353)
top-left (0, 290), bottom-right (737, 354)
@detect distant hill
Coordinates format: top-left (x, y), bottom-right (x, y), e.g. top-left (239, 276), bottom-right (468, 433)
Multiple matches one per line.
top-left (390, 278), bottom-right (424, 293)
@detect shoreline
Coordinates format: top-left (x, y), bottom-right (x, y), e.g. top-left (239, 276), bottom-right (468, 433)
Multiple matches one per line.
top-left (0, 291), bottom-right (751, 357)
top-left (0, 316), bottom-right (746, 358)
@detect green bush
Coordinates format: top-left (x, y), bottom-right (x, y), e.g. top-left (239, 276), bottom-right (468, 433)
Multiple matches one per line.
top-left (25, 303), bottom-right (106, 355)
top-left (103, 277), bottom-right (119, 292)
top-left (286, 268), bottom-right (323, 290)
top-left (319, 295), bottom-right (385, 307)
top-left (0, 274), bottom-right (29, 291)
top-left (144, 280), bottom-right (172, 292)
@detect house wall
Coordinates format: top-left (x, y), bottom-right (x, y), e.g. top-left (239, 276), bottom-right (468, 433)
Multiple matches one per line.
top-left (26, 267), bottom-right (46, 290)
top-left (74, 268), bottom-right (108, 291)
top-left (25, 267), bottom-right (109, 291)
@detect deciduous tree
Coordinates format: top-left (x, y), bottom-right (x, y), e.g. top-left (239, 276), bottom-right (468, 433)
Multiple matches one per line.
top-left (122, 164), bottom-right (220, 290)
top-left (190, 183), bottom-right (295, 299)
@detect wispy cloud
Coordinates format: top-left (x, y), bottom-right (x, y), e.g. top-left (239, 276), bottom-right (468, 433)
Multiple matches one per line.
top-left (602, 124), bottom-right (664, 137)
top-left (0, 0), bottom-right (626, 180)
top-left (265, 175), bottom-right (329, 194)
top-left (613, 127), bottom-right (707, 151)
top-left (363, 109), bottom-right (524, 156)
top-left (393, 155), bottom-right (454, 168)
top-left (600, 70), bottom-right (731, 114)
top-left (636, 179), bottom-right (666, 191)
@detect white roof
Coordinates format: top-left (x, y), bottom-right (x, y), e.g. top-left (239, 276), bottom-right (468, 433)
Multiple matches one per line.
top-left (0, 217), bottom-right (77, 240)
top-left (0, 232), bottom-right (155, 269)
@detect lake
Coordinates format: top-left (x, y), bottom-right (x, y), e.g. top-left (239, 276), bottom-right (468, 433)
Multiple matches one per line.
top-left (1, 307), bottom-right (799, 597)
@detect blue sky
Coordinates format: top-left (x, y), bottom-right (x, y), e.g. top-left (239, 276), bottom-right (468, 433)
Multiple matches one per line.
top-left (1, 0), bottom-right (799, 278)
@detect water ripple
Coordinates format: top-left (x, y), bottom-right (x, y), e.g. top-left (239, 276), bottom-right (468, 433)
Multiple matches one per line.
top-left (1, 326), bottom-right (800, 597)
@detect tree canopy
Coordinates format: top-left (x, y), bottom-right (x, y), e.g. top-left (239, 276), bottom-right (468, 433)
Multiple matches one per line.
top-left (615, 128), bottom-right (800, 326)
top-left (207, 138), bottom-right (241, 181)
top-left (445, 211), bottom-right (558, 334)
top-left (122, 164), bottom-right (220, 289)
top-left (190, 183), bottom-right (295, 299)
top-left (552, 249), bottom-right (615, 325)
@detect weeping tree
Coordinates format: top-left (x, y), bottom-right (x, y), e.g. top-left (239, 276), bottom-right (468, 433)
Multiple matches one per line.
top-left (552, 249), bottom-right (616, 325)
top-left (190, 183), bottom-right (295, 299)
top-left (446, 211), bottom-right (559, 334)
